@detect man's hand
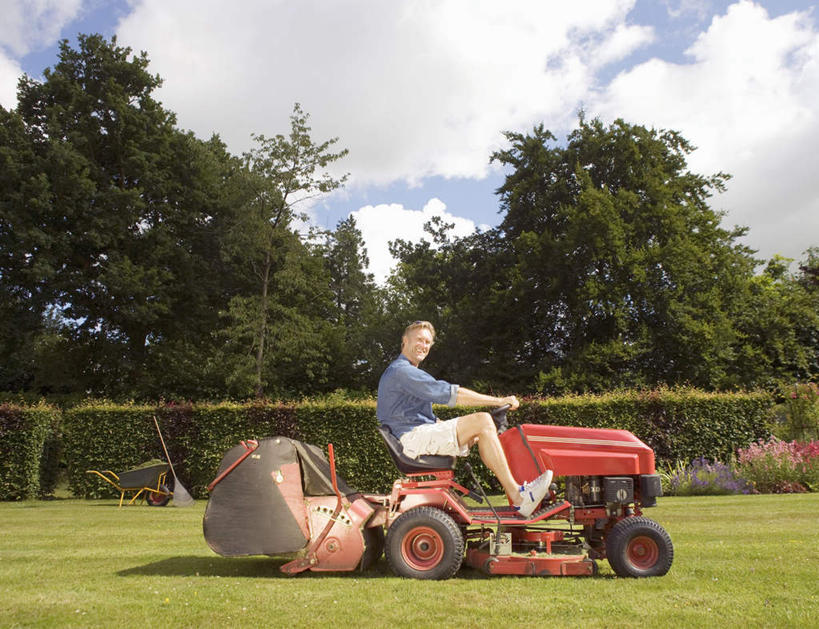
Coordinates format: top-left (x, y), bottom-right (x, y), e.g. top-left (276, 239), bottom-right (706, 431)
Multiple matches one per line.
top-left (502, 395), bottom-right (520, 411)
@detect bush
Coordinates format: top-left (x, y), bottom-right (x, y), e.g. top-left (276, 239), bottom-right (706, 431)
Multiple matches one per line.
top-left (660, 458), bottom-right (751, 496)
top-left (18, 389), bottom-right (777, 499)
top-left (736, 437), bottom-right (819, 493)
top-left (0, 403), bottom-right (61, 500)
top-left (294, 399), bottom-right (395, 492)
top-left (184, 401), bottom-right (298, 495)
top-left (512, 389), bottom-right (772, 464)
top-left (63, 403), bottom-right (162, 498)
top-left (777, 382), bottom-right (819, 441)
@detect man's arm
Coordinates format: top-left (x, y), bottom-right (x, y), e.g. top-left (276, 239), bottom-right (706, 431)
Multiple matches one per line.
top-left (455, 387), bottom-right (519, 410)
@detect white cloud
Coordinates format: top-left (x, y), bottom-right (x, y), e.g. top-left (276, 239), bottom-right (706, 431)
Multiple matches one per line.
top-left (113, 1), bottom-right (660, 280)
top-left (590, 1), bottom-right (819, 262)
top-left (663, 0), bottom-right (711, 22)
top-left (351, 198), bottom-right (484, 283)
top-left (0, 0), bottom-right (82, 56)
top-left (115, 0), bottom-right (651, 187)
top-left (0, 0), bottom-right (83, 108)
top-left (0, 51), bottom-right (22, 109)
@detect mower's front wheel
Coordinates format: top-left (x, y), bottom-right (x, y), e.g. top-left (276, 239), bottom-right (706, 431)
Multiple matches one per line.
top-left (386, 507), bottom-right (464, 580)
top-left (605, 516), bottom-right (673, 577)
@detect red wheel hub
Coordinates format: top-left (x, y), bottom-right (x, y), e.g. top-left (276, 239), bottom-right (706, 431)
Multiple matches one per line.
top-left (627, 535), bottom-right (659, 569)
top-left (402, 526), bottom-right (444, 570)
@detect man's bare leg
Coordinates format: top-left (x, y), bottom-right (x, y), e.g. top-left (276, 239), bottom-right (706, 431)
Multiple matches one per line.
top-left (456, 412), bottom-right (523, 505)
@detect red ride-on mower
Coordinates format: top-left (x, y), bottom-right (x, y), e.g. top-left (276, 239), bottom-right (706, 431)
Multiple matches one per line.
top-left (203, 406), bottom-right (673, 579)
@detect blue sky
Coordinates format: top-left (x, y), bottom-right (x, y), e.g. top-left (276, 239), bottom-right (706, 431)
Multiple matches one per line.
top-left (2, 1), bottom-right (817, 282)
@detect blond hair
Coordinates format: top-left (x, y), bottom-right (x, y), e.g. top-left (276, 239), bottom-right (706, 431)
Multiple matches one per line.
top-left (403, 320), bottom-right (436, 343)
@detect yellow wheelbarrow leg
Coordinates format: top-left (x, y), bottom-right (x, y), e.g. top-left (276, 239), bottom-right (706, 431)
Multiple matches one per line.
top-left (85, 464), bottom-right (172, 508)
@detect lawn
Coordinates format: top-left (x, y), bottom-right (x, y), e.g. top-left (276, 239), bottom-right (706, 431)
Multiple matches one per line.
top-left (1, 494), bottom-right (817, 628)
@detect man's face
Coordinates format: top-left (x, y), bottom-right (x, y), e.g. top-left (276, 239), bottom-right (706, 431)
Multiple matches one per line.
top-left (401, 327), bottom-right (434, 366)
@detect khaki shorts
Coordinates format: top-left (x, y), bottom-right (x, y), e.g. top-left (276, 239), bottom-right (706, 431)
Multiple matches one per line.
top-left (399, 417), bottom-right (469, 459)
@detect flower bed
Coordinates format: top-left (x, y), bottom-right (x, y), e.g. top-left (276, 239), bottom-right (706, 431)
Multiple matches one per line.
top-left (662, 438), bottom-right (819, 496)
top-left (663, 458), bottom-right (751, 496)
top-left (736, 437), bottom-right (819, 493)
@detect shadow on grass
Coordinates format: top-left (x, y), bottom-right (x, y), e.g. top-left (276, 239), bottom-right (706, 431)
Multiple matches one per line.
top-left (118, 556), bottom-right (395, 579)
top-left (117, 555), bottom-right (608, 580)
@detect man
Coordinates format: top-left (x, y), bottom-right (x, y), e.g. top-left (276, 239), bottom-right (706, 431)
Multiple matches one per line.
top-left (377, 320), bottom-right (553, 518)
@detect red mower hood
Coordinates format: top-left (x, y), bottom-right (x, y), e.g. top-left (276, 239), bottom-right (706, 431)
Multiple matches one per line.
top-left (500, 424), bottom-right (656, 481)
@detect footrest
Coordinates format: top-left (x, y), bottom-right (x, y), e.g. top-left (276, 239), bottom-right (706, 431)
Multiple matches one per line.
top-left (468, 500), bottom-right (571, 524)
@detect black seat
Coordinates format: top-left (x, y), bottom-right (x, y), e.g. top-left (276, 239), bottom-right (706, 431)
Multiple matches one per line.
top-left (377, 426), bottom-right (456, 474)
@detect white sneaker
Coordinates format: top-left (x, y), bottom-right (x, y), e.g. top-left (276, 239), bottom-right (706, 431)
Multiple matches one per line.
top-left (515, 470), bottom-right (553, 519)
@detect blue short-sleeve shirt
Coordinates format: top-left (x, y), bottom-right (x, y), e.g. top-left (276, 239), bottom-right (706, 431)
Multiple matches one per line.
top-left (376, 354), bottom-right (459, 438)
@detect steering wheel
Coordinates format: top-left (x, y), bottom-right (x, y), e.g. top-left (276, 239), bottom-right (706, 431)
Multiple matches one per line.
top-left (489, 403), bottom-right (512, 434)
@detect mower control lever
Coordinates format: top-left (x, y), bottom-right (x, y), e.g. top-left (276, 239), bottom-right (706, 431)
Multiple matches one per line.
top-left (466, 488), bottom-right (484, 504)
top-left (489, 404), bottom-right (511, 434)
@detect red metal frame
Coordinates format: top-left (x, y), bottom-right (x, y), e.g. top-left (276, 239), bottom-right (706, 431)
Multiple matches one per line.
top-left (281, 443), bottom-right (375, 574)
top-left (206, 440), bottom-right (259, 492)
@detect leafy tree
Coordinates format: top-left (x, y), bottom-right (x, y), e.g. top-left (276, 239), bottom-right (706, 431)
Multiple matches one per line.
top-left (13, 34), bottom-right (175, 392)
top-left (388, 217), bottom-right (517, 390)
top-left (491, 117), bottom-right (762, 391)
top-left (0, 106), bottom-right (52, 389)
top-left (220, 104), bottom-right (348, 397)
top-left (3, 36), bottom-right (364, 400)
top-left (390, 117), bottom-right (769, 393)
top-left (798, 247), bottom-right (819, 290)
top-left (726, 254), bottom-right (819, 388)
top-left (322, 216), bottom-right (386, 390)
top-left (5, 35), bottom-right (244, 397)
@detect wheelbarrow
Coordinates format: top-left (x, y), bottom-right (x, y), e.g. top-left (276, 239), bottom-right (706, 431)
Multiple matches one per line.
top-left (86, 462), bottom-right (173, 507)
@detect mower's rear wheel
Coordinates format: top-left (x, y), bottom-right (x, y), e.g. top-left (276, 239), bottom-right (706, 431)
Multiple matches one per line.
top-left (605, 516), bottom-right (673, 577)
top-left (146, 485), bottom-right (171, 507)
top-left (386, 507), bottom-right (464, 580)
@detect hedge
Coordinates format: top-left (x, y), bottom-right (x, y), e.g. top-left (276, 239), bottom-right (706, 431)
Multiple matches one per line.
top-left (4, 390), bottom-right (774, 499)
top-left (0, 403), bottom-right (61, 500)
top-left (509, 390), bottom-right (773, 464)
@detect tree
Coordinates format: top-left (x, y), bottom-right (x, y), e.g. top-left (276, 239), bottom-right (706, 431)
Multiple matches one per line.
top-left (13, 34), bottom-right (177, 392)
top-left (0, 106), bottom-right (52, 389)
top-left (798, 247), bottom-right (819, 290)
top-left (390, 116), bottom-right (767, 393)
top-left (220, 103), bottom-right (348, 397)
top-left (388, 217), bottom-right (517, 389)
top-left (796, 248), bottom-right (819, 380)
top-left (322, 216), bottom-right (386, 390)
top-left (726, 254), bottom-right (819, 388)
top-left (6, 35), bottom-right (242, 397)
top-left (490, 116), bottom-right (763, 391)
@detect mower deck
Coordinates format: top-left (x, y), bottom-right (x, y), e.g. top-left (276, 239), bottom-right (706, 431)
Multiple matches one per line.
top-left (465, 546), bottom-right (596, 576)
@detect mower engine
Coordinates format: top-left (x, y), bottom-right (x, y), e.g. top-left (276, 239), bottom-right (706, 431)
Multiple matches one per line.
top-left (565, 473), bottom-right (663, 509)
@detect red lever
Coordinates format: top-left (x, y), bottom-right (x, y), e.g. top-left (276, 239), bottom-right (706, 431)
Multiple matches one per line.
top-left (207, 439), bottom-right (260, 492)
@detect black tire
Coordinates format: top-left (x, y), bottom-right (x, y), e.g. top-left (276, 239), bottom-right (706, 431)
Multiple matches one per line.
top-left (385, 507), bottom-right (464, 580)
top-left (605, 516), bottom-right (673, 577)
top-left (145, 484), bottom-right (171, 507)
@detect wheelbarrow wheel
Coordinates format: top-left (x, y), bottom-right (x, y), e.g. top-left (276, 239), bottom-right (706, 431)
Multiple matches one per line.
top-left (385, 507), bottom-right (463, 580)
top-left (146, 484), bottom-right (171, 507)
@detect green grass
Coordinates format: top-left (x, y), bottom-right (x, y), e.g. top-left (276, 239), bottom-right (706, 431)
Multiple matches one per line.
top-left (1, 494), bottom-right (817, 628)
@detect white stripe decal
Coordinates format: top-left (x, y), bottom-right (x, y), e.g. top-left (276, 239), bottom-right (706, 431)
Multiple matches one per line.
top-left (526, 435), bottom-right (646, 449)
